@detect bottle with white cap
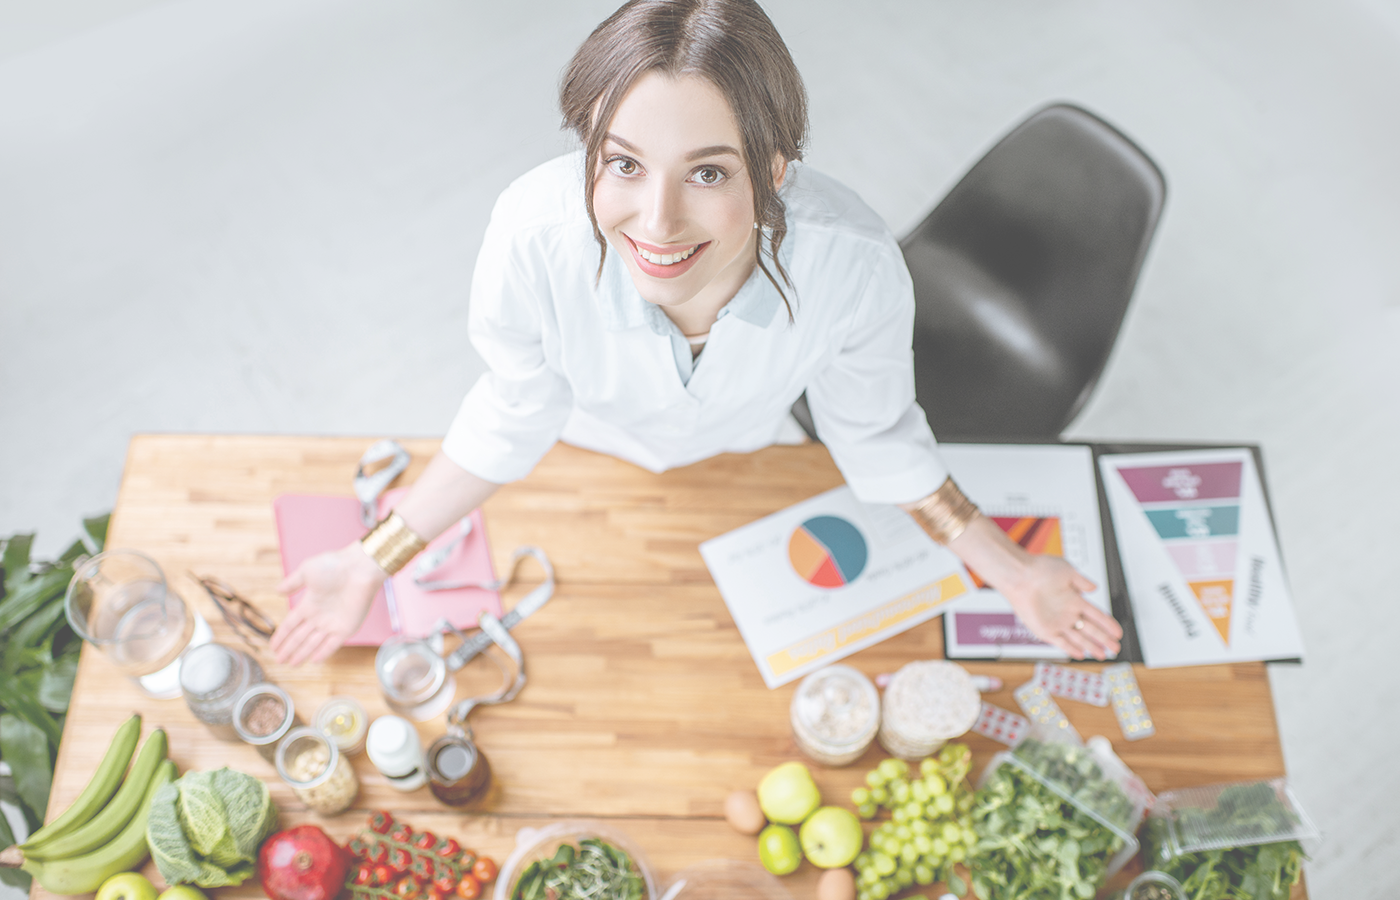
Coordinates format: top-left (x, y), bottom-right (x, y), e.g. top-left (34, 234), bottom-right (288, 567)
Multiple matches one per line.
top-left (366, 714), bottom-right (427, 791)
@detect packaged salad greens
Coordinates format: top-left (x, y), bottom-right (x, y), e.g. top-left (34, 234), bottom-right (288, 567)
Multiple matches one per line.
top-left (970, 732), bottom-right (1152, 900)
top-left (1142, 778), bottom-right (1317, 900)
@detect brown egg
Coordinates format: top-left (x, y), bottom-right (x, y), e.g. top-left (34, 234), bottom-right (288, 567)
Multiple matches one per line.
top-left (723, 789), bottom-right (766, 834)
top-left (816, 867), bottom-right (856, 900)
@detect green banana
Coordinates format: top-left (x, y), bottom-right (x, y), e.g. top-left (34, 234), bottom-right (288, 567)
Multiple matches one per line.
top-left (23, 728), bottom-right (168, 861)
top-left (20, 713), bottom-right (141, 852)
top-left (22, 758), bottom-right (177, 895)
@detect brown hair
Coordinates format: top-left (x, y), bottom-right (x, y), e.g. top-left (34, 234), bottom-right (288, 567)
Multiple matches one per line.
top-left (560, 0), bottom-right (809, 316)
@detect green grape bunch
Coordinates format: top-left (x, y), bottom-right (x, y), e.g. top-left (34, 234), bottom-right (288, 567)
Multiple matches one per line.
top-left (848, 744), bottom-right (976, 900)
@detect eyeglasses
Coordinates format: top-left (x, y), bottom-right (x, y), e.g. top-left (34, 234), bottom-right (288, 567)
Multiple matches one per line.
top-left (191, 574), bottom-right (278, 651)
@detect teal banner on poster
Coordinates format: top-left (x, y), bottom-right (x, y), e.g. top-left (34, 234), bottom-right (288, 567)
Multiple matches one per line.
top-left (1144, 504), bottom-right (1240, 540)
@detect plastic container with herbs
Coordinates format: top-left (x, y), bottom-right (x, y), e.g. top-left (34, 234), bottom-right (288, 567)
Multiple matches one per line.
top-left (275, 726), bottom-right (360, 816)
top-left (495, 821), bottom-right (653, 900)
top-left (1142, 778), bottom-right (1317, 900)
top-left (970, 731), bottom-right (1153, 900)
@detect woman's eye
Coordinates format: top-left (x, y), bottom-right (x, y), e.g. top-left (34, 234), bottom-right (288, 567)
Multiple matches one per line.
top-left (606, 156), bottom-right (639, 176)
top-left (692, 166), bottom-right (726, 185)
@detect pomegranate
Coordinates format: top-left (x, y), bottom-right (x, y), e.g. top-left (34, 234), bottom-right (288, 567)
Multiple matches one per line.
top-left (258, 825), bottom-right (353, 900)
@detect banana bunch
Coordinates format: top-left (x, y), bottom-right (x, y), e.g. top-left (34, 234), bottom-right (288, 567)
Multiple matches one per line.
top-left (10, 714), bottom-right (178, 895)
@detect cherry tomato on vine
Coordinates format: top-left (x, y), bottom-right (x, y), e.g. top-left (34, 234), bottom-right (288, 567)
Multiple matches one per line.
top-left (389, 847), bottom-right (414, 874)
top-left (368, 842), bottom-right (390, 865)
top-left (433, 872), bottom-right (458, 895)
top-left (434, 837), bottom-right (461, 858)
top-left (390, 824), bottom-right (415, 843)
top-left (370, 810), bottom-right (396, 834)
top-left (454, 875), bottom-right (482, 900)
top-left (471, 858), bottom-right (497, 884)
top-left (393, 877), bottom-right (422, 900)
top-left (413, 831), bottom-right (438, 851)
top-left (351, 863), bottom-right (374, 886)
top-left (371, 865), bottom-right (394, 887)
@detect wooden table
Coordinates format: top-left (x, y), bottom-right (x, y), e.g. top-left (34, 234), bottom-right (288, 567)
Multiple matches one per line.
top-left (39, 435), bottom-right (1305, 899)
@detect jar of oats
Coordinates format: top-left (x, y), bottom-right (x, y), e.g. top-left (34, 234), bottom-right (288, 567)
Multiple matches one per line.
top-left (275, 726), bottom-right (359, 816)
top-left (790, 665), bottom-right (880, 766)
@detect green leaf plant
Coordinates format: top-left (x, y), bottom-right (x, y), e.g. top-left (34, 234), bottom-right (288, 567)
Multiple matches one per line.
top-left (0, 515), bottom-right (109, 890)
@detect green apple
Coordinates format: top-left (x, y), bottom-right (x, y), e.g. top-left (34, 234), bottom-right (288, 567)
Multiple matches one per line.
top-left (756, 761), bottom-right (821, 824)
top-left (799, 805), bottom-right (863, 868)
top-left (157, 887), bottom-right (209, 900)
top-left (95, 873), bottom-right (158, 900)
top-left (756, 823), bottom-right (802, 876)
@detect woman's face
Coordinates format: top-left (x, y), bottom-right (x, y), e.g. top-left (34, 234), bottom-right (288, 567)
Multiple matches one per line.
top-left (593, 71), bottom-right (773, 312)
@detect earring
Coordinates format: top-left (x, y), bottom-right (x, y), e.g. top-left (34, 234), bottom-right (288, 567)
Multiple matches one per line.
top-left (753, 222), bottom-right (760, 230)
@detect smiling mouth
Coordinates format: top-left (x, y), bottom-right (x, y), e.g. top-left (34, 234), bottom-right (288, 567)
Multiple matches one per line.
top-left (634, 244), bottom-right (699, 266)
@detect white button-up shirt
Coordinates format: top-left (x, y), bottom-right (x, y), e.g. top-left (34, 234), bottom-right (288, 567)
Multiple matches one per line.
top-left (442, 153), bottom-right (949, 504)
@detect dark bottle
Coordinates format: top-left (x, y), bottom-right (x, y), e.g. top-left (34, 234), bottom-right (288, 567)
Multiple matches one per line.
top-left (426, 732), bottom-right (492, 806)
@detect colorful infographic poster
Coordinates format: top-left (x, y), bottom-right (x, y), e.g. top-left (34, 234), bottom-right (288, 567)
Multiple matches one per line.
top-left (1100, 449), bottom-right (1304, 667)
top-left (700, 486), bottom-right (970, 688)
top-left (939, 444), bottom-right (1112, 660)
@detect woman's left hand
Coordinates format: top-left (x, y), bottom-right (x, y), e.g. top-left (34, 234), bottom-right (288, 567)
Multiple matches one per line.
top-left (941, 514), bottom-right (1123, 659)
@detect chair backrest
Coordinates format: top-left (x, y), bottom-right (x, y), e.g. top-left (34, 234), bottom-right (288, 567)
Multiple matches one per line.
top-left (901, 103), bottom-right (1166, 439)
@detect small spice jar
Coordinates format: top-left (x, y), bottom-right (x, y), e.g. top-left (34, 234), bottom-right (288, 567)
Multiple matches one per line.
top-left (877, 660), bottom-right (981, 759)
top-left (233, 683), bottom-right (300, 761)
top-left (179, 642), bottom-right (264, 741)
top-left (376, 636), bottom-right (456, 721)
top-left (366, 715), bottom-right (427, 791)
top-left (790, 665), bottom-right (880, 766)
top-left (314, 696), bottom-right (368, 757)
top-left (425, 732), bottom-right (492, 806)
top-left (275, 726), bottom-right (360, 816)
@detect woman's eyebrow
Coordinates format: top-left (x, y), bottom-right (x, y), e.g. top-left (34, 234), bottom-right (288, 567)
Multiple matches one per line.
top-left (685, 145), bottom-right (741, 161)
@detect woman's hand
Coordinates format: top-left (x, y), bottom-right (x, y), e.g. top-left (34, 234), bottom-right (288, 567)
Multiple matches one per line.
top-left (942, 515), bottom-right (1123, 660)
top-left (269, 541), bottom-right (387, 666)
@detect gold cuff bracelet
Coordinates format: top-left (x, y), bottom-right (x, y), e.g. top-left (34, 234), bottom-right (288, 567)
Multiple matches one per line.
top-left (360, 511), bottom-right (427, 575)
top-left (909, 477), bottom-right (981, 545)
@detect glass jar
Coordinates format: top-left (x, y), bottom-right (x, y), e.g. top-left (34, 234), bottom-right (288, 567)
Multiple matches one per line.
top-left (790, 665), bottom-right (879, 766)
top-left (877, 660), bottom-right (980, 759)
top-left (376, 636), bottom-right (455, 721)
top-left (425, 732), bottom-right (492, 806)
top-left (314, 696), bottom-right (368, 757)
top-left (366, 715), bottom-right (427, 791)
top-left (179, 642), bottom-right (264, 740)
top-left (275, 726), bottom-right (359, 816)
top-left (233, 683), bottom-right (301, 761)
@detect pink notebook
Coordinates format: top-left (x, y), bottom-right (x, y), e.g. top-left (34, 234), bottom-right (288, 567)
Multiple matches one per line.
top-left (273, 488), bottom-right (501, 644)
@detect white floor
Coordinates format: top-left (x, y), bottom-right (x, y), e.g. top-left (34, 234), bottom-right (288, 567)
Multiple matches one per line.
top-left (2, 2), bottom-right (1398, 896)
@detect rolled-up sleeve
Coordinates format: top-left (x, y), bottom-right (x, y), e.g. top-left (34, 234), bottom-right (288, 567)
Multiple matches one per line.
top-left (441, 214), bottom-right (573, 484)
top-left (805, 240), bottom-right (949, 505)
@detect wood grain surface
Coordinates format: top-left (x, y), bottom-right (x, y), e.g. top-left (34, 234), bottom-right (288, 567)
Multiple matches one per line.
top-left (35, 435), bottom-right (1305, 899)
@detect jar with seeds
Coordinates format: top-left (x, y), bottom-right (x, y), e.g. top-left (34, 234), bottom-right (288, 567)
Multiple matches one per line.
top-left (233, 682), bottom-right (300, 761)
top-left (275, 726), bottom-right (359, 816)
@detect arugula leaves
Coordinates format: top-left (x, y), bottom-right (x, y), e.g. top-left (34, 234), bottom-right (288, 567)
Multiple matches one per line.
top-left (970, 739), bottom-right (1133, 900)
top-left (0, 516), bottom-right (108, 887)
top-left (1144, 783), bottom-right (1307, 900)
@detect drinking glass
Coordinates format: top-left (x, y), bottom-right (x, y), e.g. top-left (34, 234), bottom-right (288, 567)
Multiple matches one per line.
top-left (65, 549), bottom-right (209, 698)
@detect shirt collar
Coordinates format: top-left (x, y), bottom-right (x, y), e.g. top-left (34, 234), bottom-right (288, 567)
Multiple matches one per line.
top-left (595, 240), bottom-right (787, 335)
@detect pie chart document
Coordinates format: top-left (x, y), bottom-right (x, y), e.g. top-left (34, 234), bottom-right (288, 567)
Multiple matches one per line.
top-left (700, 485), bottom-right (971, 688)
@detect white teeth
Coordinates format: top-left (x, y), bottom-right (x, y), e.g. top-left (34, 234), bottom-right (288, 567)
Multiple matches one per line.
top-left (636, 244), bottom-right (697, 266)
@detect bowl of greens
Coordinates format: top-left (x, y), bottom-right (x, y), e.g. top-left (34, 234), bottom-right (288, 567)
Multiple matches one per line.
top-left (1142, 778), bottom-right (1317, 900)
top-left (495, 821), bottom-right (654, 900)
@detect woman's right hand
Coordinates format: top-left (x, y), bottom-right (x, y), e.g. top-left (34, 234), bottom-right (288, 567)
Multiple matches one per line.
top-left (269, 541), bottom-right (387, 666)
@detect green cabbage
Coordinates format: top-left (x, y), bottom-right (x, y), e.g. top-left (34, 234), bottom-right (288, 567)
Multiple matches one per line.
top-left (146, 768), bottom-right (278, 887)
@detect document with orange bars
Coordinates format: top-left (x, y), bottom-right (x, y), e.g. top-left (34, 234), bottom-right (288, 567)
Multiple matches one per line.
top-left (1099, 448), bottom-right (1304, 667)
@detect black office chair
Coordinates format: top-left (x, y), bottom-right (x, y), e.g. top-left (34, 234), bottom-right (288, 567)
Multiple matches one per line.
top-left (900, 103), bottom-right (1166, 440)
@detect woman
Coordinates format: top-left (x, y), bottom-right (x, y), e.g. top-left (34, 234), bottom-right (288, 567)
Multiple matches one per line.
top-left (270, 0), bottom-right (1122, 666)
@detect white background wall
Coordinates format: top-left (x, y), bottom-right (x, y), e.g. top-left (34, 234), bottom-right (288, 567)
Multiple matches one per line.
top-left (2, 2), bottom-right (1397, 896)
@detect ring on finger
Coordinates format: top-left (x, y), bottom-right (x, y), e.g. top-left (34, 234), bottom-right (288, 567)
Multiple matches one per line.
top-left (1073, 617), bottom-right (1085, 631)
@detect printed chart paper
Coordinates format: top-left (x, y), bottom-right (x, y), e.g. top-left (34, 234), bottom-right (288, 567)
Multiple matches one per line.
top-left (940, 444), bottom-right (1112, 660)
top-left (1099, 448), bottom-right (1304, 667)
top-left (700, 486), bottom-right (971, 688)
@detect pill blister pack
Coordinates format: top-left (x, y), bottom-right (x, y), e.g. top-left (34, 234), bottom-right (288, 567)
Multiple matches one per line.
top-left (1013, 681), bottom-right (1082, 743)
top-left (1104, 662), bottom-right (1155, 741)
top-left (971, 701), bottom-right (1031, 746)
top-left (1033, 661), bottom-right (1109, 707)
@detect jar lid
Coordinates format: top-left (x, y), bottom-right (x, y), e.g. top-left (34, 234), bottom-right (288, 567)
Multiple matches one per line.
top-left (881, 661), bottom-right (980, 742)
top-left (275, 726), bottom-right (340, 789)
top-left (367, 714), bottom-right (423, 771)
top-left (232, 682), bottom-right (295, 745)
top-left (179, 643), bottom-right (238, 698)
top-left (791, 665), bottom-right (879, 750)
top-left (315, 696), bottom-right (368, 751)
